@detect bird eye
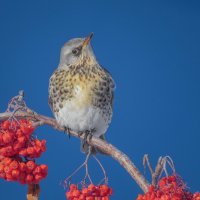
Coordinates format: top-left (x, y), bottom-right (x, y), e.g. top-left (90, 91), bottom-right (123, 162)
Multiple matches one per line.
top-left (72, 48), bottom-right (80, 56)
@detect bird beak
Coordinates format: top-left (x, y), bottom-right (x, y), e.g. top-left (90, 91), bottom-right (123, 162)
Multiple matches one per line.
top-left (82, 33), bottom-right (93, 48)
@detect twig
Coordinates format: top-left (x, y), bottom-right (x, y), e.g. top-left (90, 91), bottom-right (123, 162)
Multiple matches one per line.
top-left (160, 156), bottom-right (176, 178)
top-left (83, 149), bottom-right (93, 184)
top-left (64, 149), bottom-right (92, 188)
top-left (93, 156), bottom-right (108, 184)
top-left (27, 184), bottom-right (40, 200)
top-left (152, 156), bottom-right (164, 186)
top-left (143, 154), bottom-right (154, 176)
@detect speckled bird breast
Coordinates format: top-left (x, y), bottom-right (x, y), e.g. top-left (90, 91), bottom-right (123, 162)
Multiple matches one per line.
top-left (48, 63), bottom-right (115, 119)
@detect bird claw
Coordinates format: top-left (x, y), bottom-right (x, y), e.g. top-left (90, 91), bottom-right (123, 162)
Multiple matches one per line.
top-left (64, 127), bottom-right (71, 139)
top-left (78, 131), bottom-right (84, 137)
top-left (82, 129), bottom-right (95, 148)
top-left (87, 132), bottom-right (93, 142)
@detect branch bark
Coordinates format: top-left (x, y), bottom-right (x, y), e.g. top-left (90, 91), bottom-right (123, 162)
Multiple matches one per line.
top-left (0, 110), bottom-right (150, 195)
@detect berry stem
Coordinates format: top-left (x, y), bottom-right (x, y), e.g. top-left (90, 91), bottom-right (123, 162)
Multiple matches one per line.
top-left (93, 155), bottom-right (108, 184)
top-left (27, 184), bottom-right (40, 200)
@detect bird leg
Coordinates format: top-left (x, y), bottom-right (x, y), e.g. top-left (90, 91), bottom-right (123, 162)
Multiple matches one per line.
top-left (78, 131), bottom-right (84, 138)
top-left (82, 128), bottom-right (96, 149)
top-left (64, 126), bottom-right (72, 139)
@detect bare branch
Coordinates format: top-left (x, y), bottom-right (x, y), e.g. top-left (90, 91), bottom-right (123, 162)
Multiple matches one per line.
top-left (152, 156), bottom-right (164, 186)
top-left (143, 154), bottom-right (154, 176)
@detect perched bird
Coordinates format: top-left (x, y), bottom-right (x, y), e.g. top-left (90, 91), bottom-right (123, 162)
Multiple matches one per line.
top-left (48, 33), bottom-right (115, 154)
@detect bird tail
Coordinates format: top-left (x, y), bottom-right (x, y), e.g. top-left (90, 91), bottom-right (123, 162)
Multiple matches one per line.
top-left (80, 134), bottom-right (108, 155)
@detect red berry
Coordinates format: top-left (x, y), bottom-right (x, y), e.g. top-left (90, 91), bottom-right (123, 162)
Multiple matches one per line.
top-left (2, 157), bottom-right (12, 165)
top-left (33, 166), bottom-right (42, 174)
top-left (2, 132), bottom-right (13, 144)
top-left (88, 184), bottom-right (96, 192)
top-left (0, 163), bottom-right (4, 172)
top-left (35, 139), bottom-right (41, 147)
top-left (25, 174), bottom-right (34, 184)
top-left (1, 121), bottom-right (10, 130)
top-left (0, 171), bottom-right (6, 178)
top-left (79, 194), bottom-right (86, 200)
top-left (27, 147), bottom-right (35, 155)
top-left (0, 146), bottom-right (12, 156)
top-left (26, 161), bottom-right (36, 172)
top-left (82, 188), bottom-right (89, 196)
top-left (72, 190), bottom-right (81, 198)
top-left (66, 191), bottom-right (73, 200)
top-left (86, 197), bottom-right (94, 200)
top-left (19, 162), bottom-right (27, 172)
top-left (19, 149), bottom-right (27, 156)
top-left (17, 136), bottom-right (26, 144)
top-left (34, 146), bottom-right (41, 154)
top-left (4, 165), bottom-right (11, 174)
top-left (6, 172), bottom-right (13, 181)
top-left (69, 184), bottom-right (78, 191)
top-left (102, 197), bottom-right (109, 200)
top-left (41, 140), bottom-right (46, 152)
top-left (0, 134), bottom-right (3, 145)
top-left (20, 124), bottom-right (34, 135)
top-left (16, 129), bottom-right (23, 137)
top-left (19, 172), bottom-right (26, 184)
top-left (40, 164), bottom-right (48, 174)
top-left (11, 169), bottom-right (20, 179)
top-left (10, 160), bottom-right (19, 170)
top-left (34, 174), bottom-right (43, 183)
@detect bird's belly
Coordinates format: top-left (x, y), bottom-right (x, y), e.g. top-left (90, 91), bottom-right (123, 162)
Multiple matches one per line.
top-left (56, 101), bottom-right (108, 137)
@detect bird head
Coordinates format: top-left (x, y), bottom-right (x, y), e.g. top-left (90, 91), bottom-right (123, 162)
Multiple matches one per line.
top-left (59, 33), bottom-right (96, 68)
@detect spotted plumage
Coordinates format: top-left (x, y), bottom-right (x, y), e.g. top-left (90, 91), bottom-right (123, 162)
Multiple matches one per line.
top-left (48, 34), bottom-right (115, 154)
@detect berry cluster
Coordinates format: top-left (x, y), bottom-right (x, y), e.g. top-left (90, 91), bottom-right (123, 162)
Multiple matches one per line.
top-left (137, 175), bottom-right (200, 200)
top-left (0, 120), bottom-right (48, 184)
top-left (0, 157), bottom-right (48, 184)
top-left (66, 184), bottom-right (113, 200)
top-left (0, 120), bottom-right (46, 157)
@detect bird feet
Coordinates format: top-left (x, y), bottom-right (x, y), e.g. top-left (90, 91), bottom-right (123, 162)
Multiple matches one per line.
top-left (64, 126), bottom-right (72, 139)
top-left (80, 128), bottom-right (96, 149)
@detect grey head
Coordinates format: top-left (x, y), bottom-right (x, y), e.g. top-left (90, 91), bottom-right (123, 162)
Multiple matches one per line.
top-left (59, 33), bottom-right (97, 68)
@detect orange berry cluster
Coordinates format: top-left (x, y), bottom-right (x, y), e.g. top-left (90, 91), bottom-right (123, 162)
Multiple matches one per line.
top-left (0, 120), bottom-right (46, 157)
top-left (193, 193), bottom-right (200, 200)
top-left (66, 184), bottom-right (113, 200)
top-left (137, 175), bottom-right (200, 200)
top-left (0, 120), bottom-right (48, 184)
top-left (0, 157), bottom-right (48, 184)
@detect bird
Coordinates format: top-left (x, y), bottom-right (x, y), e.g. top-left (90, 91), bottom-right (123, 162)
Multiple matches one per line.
top-left (48, 33), bottom-right (115, 154)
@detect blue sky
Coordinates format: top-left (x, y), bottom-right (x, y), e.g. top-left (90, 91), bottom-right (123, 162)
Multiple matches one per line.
top-left (0, 1), bottom-right (200, 199)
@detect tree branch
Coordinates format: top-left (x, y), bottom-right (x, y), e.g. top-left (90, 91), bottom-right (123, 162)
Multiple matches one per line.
top-left (0, 110), bottom-right (150, 193)
top-left (0, 91), bottom-right (150, 199)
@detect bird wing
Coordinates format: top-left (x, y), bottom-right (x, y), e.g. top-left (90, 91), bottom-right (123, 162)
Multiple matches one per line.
top-left (48, 69), bottom-right (58, 114)
top-left (48, 95), bottom-right (54, 113)
top-left (101, 66), bottom-right (115, 107)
